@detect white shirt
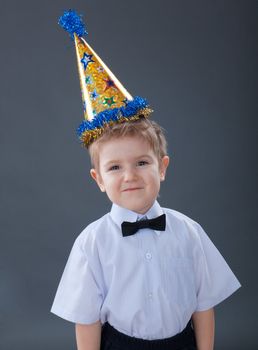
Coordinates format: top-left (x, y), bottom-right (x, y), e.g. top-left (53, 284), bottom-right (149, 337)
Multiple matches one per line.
top-left (50, 201), bottom-right (241, 340)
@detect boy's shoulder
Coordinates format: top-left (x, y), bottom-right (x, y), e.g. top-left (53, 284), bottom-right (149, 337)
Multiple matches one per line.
top-left (76, 212), bottom-right (110, 242)
top-left (162, 206), bottom-right (204, 238)
top-left (163, 206), bottom-right (199, 225)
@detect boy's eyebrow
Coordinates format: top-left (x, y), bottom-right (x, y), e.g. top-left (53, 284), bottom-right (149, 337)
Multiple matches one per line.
top-left (136, 154), bottom-right (153, 160)
top-left (103, 160), bottom-right (121, 167)
top-left (103, 154), bottom-right (153, 167)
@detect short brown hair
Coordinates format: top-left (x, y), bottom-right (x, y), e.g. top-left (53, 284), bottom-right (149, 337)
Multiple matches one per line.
top-left (88, 118), bottom-right (168, 168)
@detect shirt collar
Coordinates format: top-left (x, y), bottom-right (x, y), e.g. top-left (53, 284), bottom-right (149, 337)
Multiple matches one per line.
top-left (110, 200), bottom-right (164, 235)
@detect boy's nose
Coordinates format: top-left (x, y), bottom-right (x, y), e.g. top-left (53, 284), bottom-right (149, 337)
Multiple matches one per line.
top-left (124, 168), bottom-right (137, 182)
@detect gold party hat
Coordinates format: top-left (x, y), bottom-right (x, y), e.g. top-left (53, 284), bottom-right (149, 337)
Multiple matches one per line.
top-left (59, 10), bottom-right (152, 147)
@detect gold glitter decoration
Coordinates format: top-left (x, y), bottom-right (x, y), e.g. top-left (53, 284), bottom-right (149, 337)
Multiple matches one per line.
top-left (74, 34), bottom-right (133, 121)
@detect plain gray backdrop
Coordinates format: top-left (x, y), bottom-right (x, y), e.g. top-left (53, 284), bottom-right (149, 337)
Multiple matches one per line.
top-left (1, 0), bottom-right (257, 349)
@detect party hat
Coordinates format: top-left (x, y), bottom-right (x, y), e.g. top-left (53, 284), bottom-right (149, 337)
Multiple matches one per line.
top-left (58, 10), bottom-right (153, 147)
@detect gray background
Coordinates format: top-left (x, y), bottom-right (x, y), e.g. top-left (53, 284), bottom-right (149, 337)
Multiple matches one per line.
top-left (1, 0), bottom-right (257, 349)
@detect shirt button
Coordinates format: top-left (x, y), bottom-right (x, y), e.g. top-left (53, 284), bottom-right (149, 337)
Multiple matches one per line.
top-left (145, 252), bottom-right (152, 260)
top-left (148, 293), bottom-right (153, 299)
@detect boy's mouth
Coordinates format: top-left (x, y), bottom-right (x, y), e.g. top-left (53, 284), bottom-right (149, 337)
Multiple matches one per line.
top-left (122, 187), bottom-right (142, 192)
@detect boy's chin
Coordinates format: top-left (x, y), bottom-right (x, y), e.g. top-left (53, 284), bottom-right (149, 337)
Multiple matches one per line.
top-left (115, 200), bottom-right (155, 214)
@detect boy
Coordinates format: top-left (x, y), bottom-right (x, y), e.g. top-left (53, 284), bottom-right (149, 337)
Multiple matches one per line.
top-left (51, 10), bottom-right (241, 350)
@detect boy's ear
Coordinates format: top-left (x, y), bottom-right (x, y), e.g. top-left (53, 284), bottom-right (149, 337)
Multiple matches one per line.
top-left (90, 169), bottom-right (105, 192)
top-left (160, 156), bottom-right (170, 181)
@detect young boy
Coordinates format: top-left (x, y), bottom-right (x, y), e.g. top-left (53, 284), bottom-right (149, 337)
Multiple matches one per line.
top-left (51, 10), bottom-right (241, 350)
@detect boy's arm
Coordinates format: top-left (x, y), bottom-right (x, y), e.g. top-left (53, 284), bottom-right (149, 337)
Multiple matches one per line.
top-left (192, 308), bottom-right (215, 350)
top-left (75, 320), bottom-right (102, 350)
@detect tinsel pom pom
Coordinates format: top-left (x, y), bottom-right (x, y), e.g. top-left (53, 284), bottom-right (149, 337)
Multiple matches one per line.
top-left (58, 9), bottom-right (88, 39)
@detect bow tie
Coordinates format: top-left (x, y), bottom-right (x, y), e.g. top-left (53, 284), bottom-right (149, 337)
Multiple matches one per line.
top-left (121, 214), bottom-right (166, 237)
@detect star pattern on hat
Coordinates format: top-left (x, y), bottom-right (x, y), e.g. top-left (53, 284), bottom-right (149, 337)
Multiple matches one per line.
top-left (81, 53), bottom-right (94, 70)
top-left (97, 66), bottom-right (104, 73)
top-left (103, 78), bottom-right (116, 91)
top-left (91, 89), bottom-right (99, 100)
top-left (103, 96), bottom-right (116, 106)
top-left (85, 75), bottom-right (92, 84)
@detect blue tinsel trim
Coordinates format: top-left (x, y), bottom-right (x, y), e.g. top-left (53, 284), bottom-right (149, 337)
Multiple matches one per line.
top-left (76, 96), bottom-right (149, 137)
top-left (58, 9), bottom-right (88, 40)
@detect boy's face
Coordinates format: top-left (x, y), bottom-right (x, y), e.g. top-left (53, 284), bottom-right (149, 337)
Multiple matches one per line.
top-left (90, 136), bottom-right (169, 214)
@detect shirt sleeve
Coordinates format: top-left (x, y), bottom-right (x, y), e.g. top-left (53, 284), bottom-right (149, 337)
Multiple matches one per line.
top-left (193, 223), bottom-right (241, 311)
top-left (50, 231), bottom-right (104, 324)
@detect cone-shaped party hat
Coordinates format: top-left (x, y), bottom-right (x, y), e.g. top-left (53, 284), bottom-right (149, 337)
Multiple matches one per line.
top-left (58, 10), bottom-right (153, 147)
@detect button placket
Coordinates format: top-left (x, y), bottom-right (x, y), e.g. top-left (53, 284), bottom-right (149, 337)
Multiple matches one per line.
top-left (145, 251), bottom-right (153, 300)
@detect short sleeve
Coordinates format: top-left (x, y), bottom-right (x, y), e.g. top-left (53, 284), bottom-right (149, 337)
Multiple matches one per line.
top-left (193, 223), bottom-right (241, 311)
top-left (50, 232), bottom-right (104, 324)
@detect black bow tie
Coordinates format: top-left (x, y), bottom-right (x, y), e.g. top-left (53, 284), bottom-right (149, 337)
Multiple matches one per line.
top-left (121, 214), bottom-right (166, 237)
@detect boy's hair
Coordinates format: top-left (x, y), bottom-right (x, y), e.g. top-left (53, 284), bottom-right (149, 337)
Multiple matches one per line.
top-left (88, 118), bottom-right (168, 168)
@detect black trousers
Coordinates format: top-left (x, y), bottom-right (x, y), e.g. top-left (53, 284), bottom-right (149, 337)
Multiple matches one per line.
top-left (100, 320), bottom-right (197, 350)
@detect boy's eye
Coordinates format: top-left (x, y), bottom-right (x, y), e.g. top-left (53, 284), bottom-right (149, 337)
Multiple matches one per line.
top-left (137, 160), bottom-right (148, 166)
top-left (109, 165), bottom-right (120, 171)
